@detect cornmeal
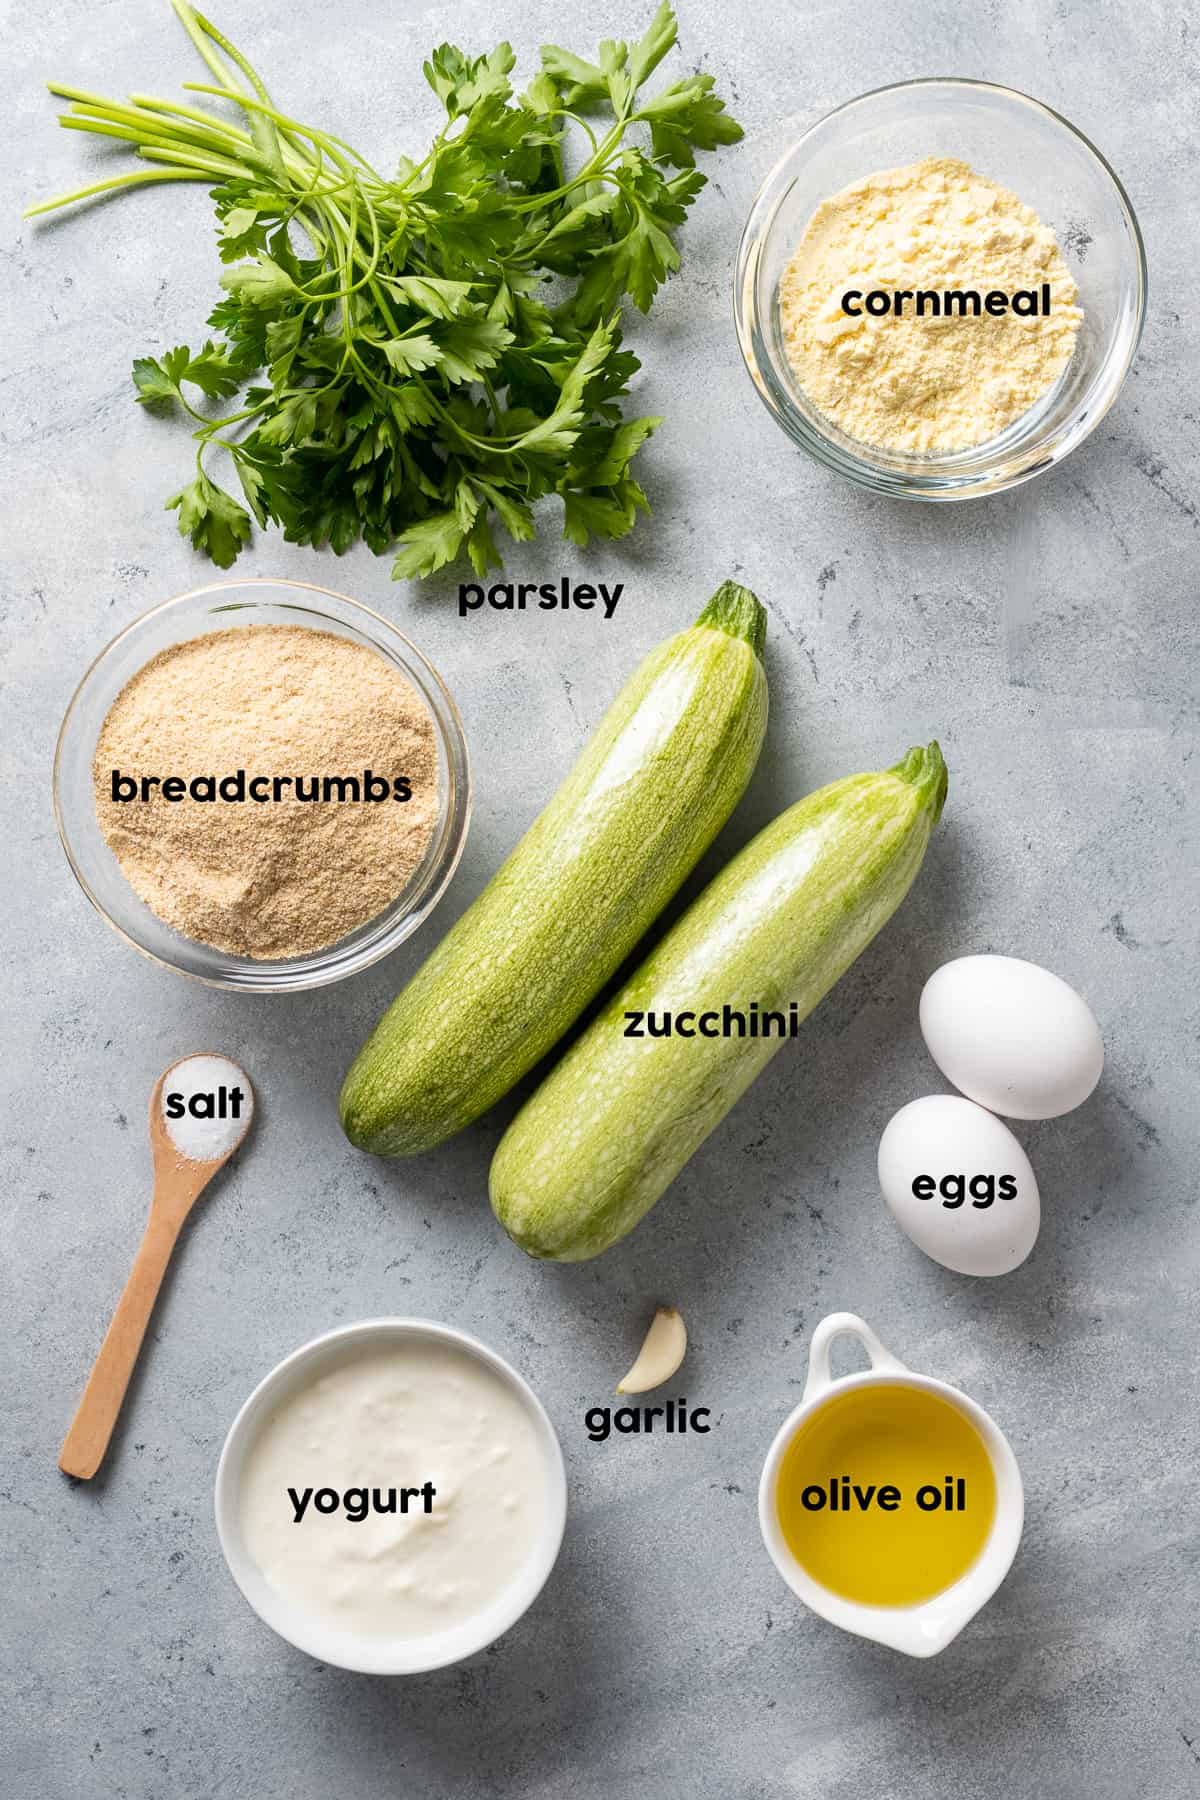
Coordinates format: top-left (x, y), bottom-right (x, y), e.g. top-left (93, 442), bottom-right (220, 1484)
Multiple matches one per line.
top-left (779, 156), bottom-right (1083, 454)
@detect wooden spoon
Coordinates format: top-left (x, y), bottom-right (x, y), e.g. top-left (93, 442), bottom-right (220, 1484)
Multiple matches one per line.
top-left (59, 1053), bottom-right (254, 1479)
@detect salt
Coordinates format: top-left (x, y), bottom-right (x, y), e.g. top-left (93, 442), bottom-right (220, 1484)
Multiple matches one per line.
top-left (162, 1054), bottom-right (254, 1162)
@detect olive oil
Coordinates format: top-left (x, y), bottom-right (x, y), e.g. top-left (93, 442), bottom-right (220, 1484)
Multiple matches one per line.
top-left (775, 1384), bottom-right (996, 1607)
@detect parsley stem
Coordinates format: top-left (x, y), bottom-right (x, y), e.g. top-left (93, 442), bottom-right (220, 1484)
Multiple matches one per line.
top-left (128, 90), bottom-right (256, 139)
top-left (171, 0), bottom-right (288, 180)
top-left (64, 87), bottom-right (255, 150)
top-left (137, 144), bottom-right (252, 181)
top-left (367, 277), bottom-right (401, 338)
top-left (51, 96), bottom-right (354, 211)
top-left (56, 97), bottom-right (258, 163)
top-left (49, 87), bottom-right (305, 193)
top-left (192, 402), bottom-right (268, 433)
top-left (181, 82), bottom-right (389, 188)
top-left (184, 4), bottom-right (272, 106)
top-left (564, 109), bottom-right (600, 154)
top-left (23, 168), bottom-right (212, 216)
top-left (171, 0), bottom-right (247, 96)
top-left (508, 115), bottom-right (630, 214)
top-left (304, 152), bottom-right (386, 301)
top-left (182, 0), bottom-right (306, 181)
top-left (56, 114), bottom-right (203, 150)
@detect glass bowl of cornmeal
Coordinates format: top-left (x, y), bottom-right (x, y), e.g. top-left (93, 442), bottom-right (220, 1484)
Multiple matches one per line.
top-left (735, 78), bottom-right (1146, 500)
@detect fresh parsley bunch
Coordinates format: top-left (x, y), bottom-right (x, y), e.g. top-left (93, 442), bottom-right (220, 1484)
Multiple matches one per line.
top-left (29, 1), bottom-right (742, 577)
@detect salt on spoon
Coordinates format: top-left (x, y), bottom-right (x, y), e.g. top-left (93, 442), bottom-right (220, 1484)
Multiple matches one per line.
top-left (59, 1053), bottom-right (254, 1480)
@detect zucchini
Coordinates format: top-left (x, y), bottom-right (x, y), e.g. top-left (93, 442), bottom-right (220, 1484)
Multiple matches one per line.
top-left (340, 582), bottom-right (769, 1155)
top-left (490, 744), bottom-right (947, 1260)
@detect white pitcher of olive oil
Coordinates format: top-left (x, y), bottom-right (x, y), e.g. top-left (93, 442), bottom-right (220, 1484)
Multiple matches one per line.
top-left (758, 1312), bottom-right (1023, 1657)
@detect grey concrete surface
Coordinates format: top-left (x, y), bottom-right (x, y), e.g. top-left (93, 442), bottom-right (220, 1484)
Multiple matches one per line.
top-left (3, 1), bottom-right (1198, 1795)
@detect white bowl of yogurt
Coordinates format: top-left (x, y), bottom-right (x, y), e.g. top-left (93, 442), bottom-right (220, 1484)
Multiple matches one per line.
top-left (215, 1318), bottom-right (567, 1674)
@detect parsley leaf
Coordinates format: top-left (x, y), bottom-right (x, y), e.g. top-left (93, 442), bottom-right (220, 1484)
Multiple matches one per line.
top-left (381, 276), bottom-right (477, 319)
top-left (640, 75), bottom-right (745, 167)
top-left (380, 334), bottom-right (444, 376)
top-left (166, 470), bottom-right (252, 567)
top-left (218, 254), bottom-right (299, 307)
top-left (538, 44), bottom-right (608, 111)
top-left (627, 2), bottom-right (678, 89)
top-left (132, 340), bottom-right (245, 406)
top-left (132, 346), bottom-right (192, 407)
top-left (392, 510), bottom-right (468, 580)
top-left (563, 477), bottom-right (649, 546)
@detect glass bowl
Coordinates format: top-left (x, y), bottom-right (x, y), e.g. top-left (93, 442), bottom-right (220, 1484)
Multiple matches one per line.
top-left (54, 577), bottom-right (471, 992)
top-left (734, 79), bottom-right (1146, 500)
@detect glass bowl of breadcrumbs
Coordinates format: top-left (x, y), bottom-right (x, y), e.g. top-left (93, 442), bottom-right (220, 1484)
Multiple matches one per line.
top-left (55, 578), bottom-right (471, 991)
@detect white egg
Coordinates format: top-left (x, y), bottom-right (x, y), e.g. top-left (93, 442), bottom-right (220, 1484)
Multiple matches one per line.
top-left (878, 1095), bottom-right (1040, 1277)
top-left (919, 954), bottom-right (1103, 1120)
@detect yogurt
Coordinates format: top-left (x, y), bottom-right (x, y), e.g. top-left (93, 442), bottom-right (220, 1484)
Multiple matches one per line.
top-left (237, 1338), bottom-right (547, 1640)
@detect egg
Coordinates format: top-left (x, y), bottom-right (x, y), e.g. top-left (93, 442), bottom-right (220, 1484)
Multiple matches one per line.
top-left (878, 1095), bottom-right (1040, 1277)
top-left (919, 954), bottom-right (1104, 1120)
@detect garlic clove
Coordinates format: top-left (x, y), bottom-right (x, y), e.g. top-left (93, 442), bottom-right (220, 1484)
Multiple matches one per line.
top-left (617, 1306), bottom-right (688, 1394)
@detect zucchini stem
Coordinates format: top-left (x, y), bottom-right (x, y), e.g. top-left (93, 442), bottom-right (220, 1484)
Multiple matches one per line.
top-left (890, 741), bottom-right (948, 822)
top-left (696, 580), bottom-right (767, 661)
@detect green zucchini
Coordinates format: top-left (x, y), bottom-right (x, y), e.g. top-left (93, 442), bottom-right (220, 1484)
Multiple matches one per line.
top-left (340, 582), bottom-right (769, 1155)
top-left (490, 743), bottom-right (947, 1260)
